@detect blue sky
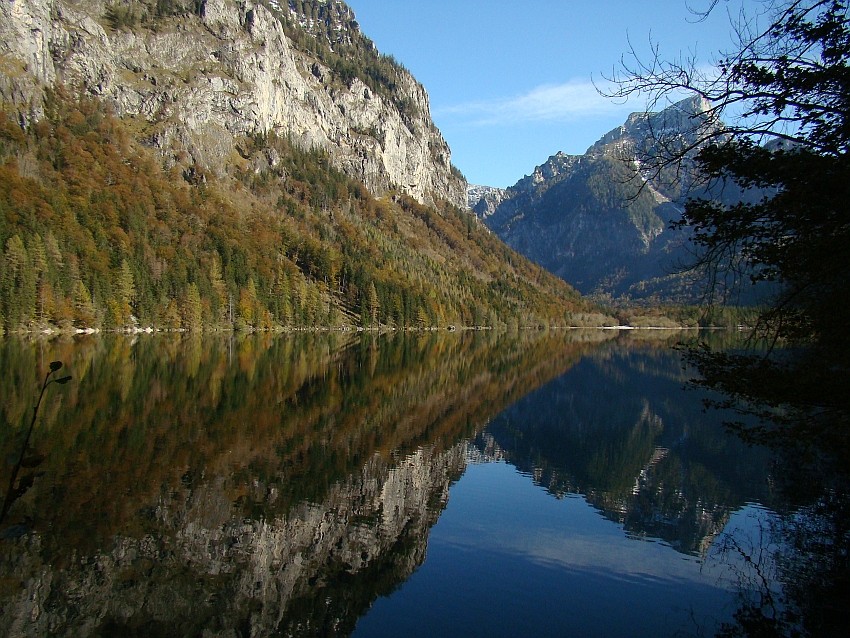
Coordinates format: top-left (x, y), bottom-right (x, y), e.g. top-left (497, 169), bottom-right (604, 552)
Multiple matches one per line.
top-left (346, 0), bottom-right (758, 188)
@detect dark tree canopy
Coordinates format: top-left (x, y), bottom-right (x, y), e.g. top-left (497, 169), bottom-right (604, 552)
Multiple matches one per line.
top-left (608, 5), bottom-right (850, 634)
top-left (608, 0), bottom-right (850, 448)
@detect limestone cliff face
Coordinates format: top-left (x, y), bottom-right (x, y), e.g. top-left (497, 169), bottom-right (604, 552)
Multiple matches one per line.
top-left (1, 443), bottom-right (468, 636)
top-left (467, 184), bottom-right (509, 220)
top-left (0, 0), bottom-right (466, 207)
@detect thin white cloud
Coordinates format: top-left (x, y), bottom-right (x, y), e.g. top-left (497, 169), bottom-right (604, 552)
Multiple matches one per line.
top-left (436, 79), bottom-right (632, 126)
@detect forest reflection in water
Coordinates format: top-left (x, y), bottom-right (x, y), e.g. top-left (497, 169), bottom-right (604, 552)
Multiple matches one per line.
top-left (0, 329), bottom-right (815, 636)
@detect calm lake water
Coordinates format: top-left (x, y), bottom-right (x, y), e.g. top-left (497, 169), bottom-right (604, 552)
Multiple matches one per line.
top-left (0, 330), bottom-right (779, 637)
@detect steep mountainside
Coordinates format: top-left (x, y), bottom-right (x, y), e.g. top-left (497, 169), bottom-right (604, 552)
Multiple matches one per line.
top-left (1, 0), bottom-right (465, 207)
top-left (466, 184), bottom-right (508, 218)
top-left (471, 97), bottom-right (727, 302)
top-left (0, 0), bottom-right (602, 333)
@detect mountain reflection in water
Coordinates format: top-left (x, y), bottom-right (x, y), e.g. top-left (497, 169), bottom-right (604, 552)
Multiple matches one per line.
top-left (0, 330), bottom-right (777, 637)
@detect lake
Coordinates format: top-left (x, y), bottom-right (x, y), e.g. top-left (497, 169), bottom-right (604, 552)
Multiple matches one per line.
top-left (0, 330), bottom-right (780, 637)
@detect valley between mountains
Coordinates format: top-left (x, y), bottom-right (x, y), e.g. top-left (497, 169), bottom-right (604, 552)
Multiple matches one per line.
top-left (0, 0), bottom-right (734, 333)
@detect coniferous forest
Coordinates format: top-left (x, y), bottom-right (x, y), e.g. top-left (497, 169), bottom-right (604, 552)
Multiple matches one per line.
top-left (0, 90), bottom-right (598, 334)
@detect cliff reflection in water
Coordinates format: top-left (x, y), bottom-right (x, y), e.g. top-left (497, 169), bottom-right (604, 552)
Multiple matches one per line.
top-left (0, 330), bottom-right (603, 637)
top-left (474, 335), bottom-right (773, 556)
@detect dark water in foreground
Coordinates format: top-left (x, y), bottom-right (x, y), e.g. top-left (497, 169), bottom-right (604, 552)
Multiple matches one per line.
top-left (0, 330), bottom-right (779, 637)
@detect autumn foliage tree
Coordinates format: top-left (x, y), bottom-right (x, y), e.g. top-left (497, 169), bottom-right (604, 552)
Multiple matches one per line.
top-left (0, 89), bottom-right (591, 334)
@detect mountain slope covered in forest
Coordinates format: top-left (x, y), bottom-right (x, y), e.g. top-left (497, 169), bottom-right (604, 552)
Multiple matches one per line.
top-left (0, 0), bottom-right (602, 332)
top-left (0, 91), bottom-right (601, 332)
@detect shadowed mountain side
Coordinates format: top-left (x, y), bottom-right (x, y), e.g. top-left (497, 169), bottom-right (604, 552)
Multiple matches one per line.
top-left (471, 97), bottom-right (769, 304)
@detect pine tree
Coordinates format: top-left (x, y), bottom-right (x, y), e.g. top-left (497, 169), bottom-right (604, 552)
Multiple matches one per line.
top-left (72, 280), bottom-right (97, 328)
top-left (238, 278), bottom-right (260, 329)
top-left (181, 282), bottom-right (203, 330)
top-left (416, 306), bottom-right (429, 329)
top-left (114, 258), bottom-right (136, 327)
top-left (209, 254), bottom-right (228, 326)
top-left (367, 281), bottom-right (379, 328)
top-left (29, 234), bottom-right (49, 324)
top-left (2, 235), bottom-right (36, 329)
top-left (271, 253), bottom-right (292, 323)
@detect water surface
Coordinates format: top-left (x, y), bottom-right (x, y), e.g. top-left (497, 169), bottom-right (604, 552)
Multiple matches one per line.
top-left (0, 330), bottom-right (777, 636)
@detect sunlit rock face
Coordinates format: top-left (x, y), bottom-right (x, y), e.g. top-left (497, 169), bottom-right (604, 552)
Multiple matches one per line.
top-left (1, 443), bottom-right (467, 637)
top-left (0, 0), bottom-right (466, 208)
top-left (467, 184), bottom-right (509, 220)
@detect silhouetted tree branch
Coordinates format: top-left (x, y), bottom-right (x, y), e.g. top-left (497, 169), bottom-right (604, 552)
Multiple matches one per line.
top-left (604, 1), bottom-right (850, 444)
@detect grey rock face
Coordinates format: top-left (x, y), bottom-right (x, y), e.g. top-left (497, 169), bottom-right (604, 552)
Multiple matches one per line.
top-left (471, 97), bottom-right (722, 301)
top-left (0, 0), bottom-right (466, 208)
top-left (467, 183), bottom-right (509, 219)
top-left (0, 442), bottom-right (468, 637)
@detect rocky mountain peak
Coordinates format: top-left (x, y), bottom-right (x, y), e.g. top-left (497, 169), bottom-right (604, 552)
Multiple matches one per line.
top-left (280, 0), bottom-right (363, 50)
top-left (515, 151), bottom-right (582, 191)
top-left (589, 95), bottom-right (717, 158)
top-left (0, 0), bottom-right (466, 207)
top-left (472, 96), bottom-right (730, 301)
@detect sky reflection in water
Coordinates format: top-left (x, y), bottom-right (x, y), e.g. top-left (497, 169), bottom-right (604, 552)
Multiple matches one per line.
top-left (355, 460), bottom-right (776, 638)
top-left (0, 331), bottom-right (778, 637)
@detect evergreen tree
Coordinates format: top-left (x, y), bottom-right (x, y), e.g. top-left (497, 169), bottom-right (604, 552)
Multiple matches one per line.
top-left (238, 278), bottom-right (260, 329)
top-left (111, 258), bottom-right (136, 327)
top-left (209, 254), bottom-right (228, 326)
top-left (416, 306), bottom-right (429, 329)
top-left (72, 280), bottom-right (97, 328)
top-left (294, 275), bottom-right (309, 325)
top-left (367, 282), bottom-right (379, 328)
top-left (2, 235), bottom-right (33, 329)
top-left (181, 282), bottom-right (203, 331)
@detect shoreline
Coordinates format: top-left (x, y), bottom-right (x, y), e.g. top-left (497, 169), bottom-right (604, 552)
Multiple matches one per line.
top-left (0, 323), bottom-right (719, 339)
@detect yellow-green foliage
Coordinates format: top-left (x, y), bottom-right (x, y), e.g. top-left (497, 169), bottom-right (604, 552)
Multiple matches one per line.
top-left (0, 91), bottom-right (590, 332)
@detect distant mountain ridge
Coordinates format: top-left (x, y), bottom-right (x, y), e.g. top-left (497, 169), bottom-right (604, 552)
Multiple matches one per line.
top-left (470, 97), bottom-right (725, 302)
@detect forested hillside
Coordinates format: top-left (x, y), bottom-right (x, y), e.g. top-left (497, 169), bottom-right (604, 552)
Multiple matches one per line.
top-left (0, 91), bottom-right (597, 333)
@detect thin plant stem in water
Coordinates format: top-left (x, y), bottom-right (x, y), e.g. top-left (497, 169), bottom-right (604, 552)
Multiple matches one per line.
top-left (0, 361), bottom-right (72, 525)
